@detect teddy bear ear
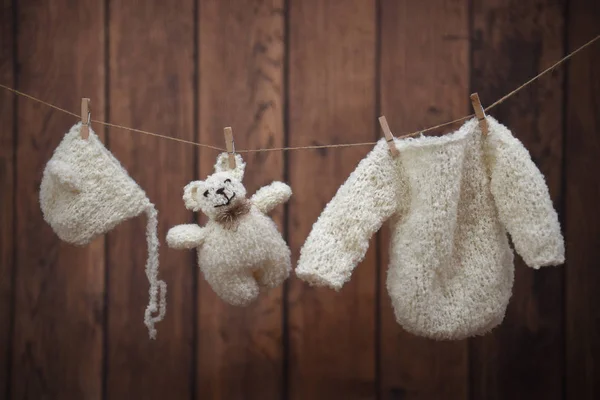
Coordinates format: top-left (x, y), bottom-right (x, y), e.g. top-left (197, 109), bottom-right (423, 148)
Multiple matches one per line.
top-left (214, 153), bottom-right (246, 180)
top-left (183, 181), bottom-right (204, 211)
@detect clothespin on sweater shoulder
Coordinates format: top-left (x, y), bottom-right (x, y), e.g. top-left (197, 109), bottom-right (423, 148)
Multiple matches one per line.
top-left (378, 116), bottom-right (399, 157)
top-left (80, 98), bottom-right (91, 139)
top-left (223, 127), bottom-right (236, 169)
top-left (470, 93), bottom-right (488, 136)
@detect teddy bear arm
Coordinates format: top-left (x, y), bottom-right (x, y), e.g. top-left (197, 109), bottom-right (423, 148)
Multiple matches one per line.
top-left (251, 181), bottom-right (292, 214)
top-left (166, 224), bottom-right (206, 249)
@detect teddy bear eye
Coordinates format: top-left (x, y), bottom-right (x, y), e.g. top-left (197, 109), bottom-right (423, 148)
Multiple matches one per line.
top-left (224, 179), bottom-right (231, 183)
top-left (203, 190), bottom-right (209, 197)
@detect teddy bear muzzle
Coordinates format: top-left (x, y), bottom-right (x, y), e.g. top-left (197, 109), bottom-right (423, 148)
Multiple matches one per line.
top-left (214, 188), bottom-right (236, 208)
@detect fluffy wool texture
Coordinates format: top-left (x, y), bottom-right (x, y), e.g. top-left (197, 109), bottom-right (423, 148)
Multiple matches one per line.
top-left (40, 122), bottom-right (167, 339)
top-left (296, 117), bottom-right (564, 340)
top-left (167, 153), bottom-right (292, 306)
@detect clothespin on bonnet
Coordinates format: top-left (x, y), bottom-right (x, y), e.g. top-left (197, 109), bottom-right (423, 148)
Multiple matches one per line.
top-left (80, 98), bottom-right (91, 139)
top-left (378, 116), bottom-right (399, 157)
top-left (470, 93), bottom-right (488, 136)
top-left (223, 127), bottom-right (236, 169)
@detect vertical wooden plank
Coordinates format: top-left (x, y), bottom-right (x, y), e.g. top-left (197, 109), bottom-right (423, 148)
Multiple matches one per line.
top-left (197, 1), bottom-right (285, 398)
top-left (378, 1), bottom-right (470, 399)
top-left (107, 1), bottom-right (195, 398)
top-left (0, 0), bottom-right (14, 396)
top-left (565, 1), bottom-right (600, 398)
top-left (470, 0), bottom-right (565, 398)
top-left (12, 0), bottom-right (105, 398)
top-left (288, 1), bottom-right (377, 399)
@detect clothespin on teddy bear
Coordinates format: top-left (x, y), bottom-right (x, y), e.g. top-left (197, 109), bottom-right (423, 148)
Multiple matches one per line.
top-left (80, 98), bottom-right (91, 139)
top-left (378, 116), bottom-right (399, 157)
top-left (223, 127), bottom-right (236, 169)
top-left (470, 93), bottom-right (488, 136)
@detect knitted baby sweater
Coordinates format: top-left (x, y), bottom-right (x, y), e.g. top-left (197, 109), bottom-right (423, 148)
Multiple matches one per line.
top-left (296, 117), bottom-right (564, 340)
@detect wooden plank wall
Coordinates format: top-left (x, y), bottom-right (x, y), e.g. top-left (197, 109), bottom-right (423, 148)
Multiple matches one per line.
top-left (565, 0), bottom-right (600, 398)
top-left (470, 1), bottom-right (566, 399)
top-left (0, 0), bottom-right (14, 397)
top-left (11, 1), bottom-right (106, 399)
top-left (0, 0), bottom-right (598, 399)
top-left (106, 1), bottom-right (195, 399)
top-left (288, 1), bottom-right (377, 399)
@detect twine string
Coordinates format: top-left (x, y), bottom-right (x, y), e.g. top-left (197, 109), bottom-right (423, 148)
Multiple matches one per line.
top-left (1, 34), bottom-right (598, 153)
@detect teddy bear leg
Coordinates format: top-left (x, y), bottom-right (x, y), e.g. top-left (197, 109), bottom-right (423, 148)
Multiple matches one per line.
top-left (252, 257), bottom-right (291, 291)
top-left (208, 272), bottom-right (260, 307)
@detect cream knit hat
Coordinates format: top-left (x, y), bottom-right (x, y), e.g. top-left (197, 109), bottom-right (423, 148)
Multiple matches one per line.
top-left (40, 122), bottom-right (166, 339)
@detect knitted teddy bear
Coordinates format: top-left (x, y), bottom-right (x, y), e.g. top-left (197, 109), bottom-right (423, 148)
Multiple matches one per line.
top-left (167, 153), bottom-right (292, 306)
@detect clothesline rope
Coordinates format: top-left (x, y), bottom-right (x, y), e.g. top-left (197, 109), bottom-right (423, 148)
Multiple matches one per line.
top-left (1, 34), bottom-right (598, 153)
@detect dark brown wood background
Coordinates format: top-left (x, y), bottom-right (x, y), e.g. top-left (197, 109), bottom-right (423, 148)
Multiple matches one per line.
top-left (0, 0), bottom-right (598, 399)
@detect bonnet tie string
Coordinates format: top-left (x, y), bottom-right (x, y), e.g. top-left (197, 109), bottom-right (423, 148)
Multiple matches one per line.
top-left (143, 205), bottom-right (166, 339)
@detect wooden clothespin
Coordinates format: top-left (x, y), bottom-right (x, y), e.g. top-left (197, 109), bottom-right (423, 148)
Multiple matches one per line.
top-left (223, 127), bottom-right (236, 169)
top-left (469, 93), bottom-right (488, 136)
top-left (80, 98), bottom-right (91, 139)
top-left (378, 116), bottom-right (399, 157)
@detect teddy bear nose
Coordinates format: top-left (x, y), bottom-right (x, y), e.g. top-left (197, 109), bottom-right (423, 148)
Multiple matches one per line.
top-left (216, 188), bottom-right (225, 195)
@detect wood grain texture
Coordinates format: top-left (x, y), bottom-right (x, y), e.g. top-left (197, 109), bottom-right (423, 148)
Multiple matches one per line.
top-left (565, 0), bottom-right (600, 398)
top-left (287, 1), bottom-right (377, 399)
top-left (0, 0), bottom-right (14, 396)
top-left (197, 1), bottom-right (285, 398)
top-left (470, 0), bottom-right (566, 398)
top-left (12, 0), bottom-right (105, 398)
top-left (378, 1), bottom-right (470, 399)
top-left (106, 1), bottom-right (195, 398)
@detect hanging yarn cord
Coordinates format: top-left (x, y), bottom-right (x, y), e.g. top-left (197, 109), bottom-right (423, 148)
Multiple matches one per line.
top-left (0, 35), bottom-right (598, 152)
top-left (143, 205), bottom-right (167, 340)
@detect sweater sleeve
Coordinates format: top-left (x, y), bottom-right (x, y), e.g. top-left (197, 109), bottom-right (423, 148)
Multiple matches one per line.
top-left (485, 117), bottom-right (565, 269)
top-left (296, 139), bottom-right (402, 290)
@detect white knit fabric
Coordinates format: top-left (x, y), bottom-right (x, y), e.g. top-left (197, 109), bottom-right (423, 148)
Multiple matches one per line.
top-left (167, 153), bottom-right (292, 306)
top-left (40, 123), bottom-right (166, 339)
top-left (296, 117), bottom-right (564, 340)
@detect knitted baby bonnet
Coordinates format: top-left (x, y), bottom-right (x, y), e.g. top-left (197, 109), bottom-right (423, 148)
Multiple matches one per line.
top-left (40, 122), bottom-right (166, 339)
